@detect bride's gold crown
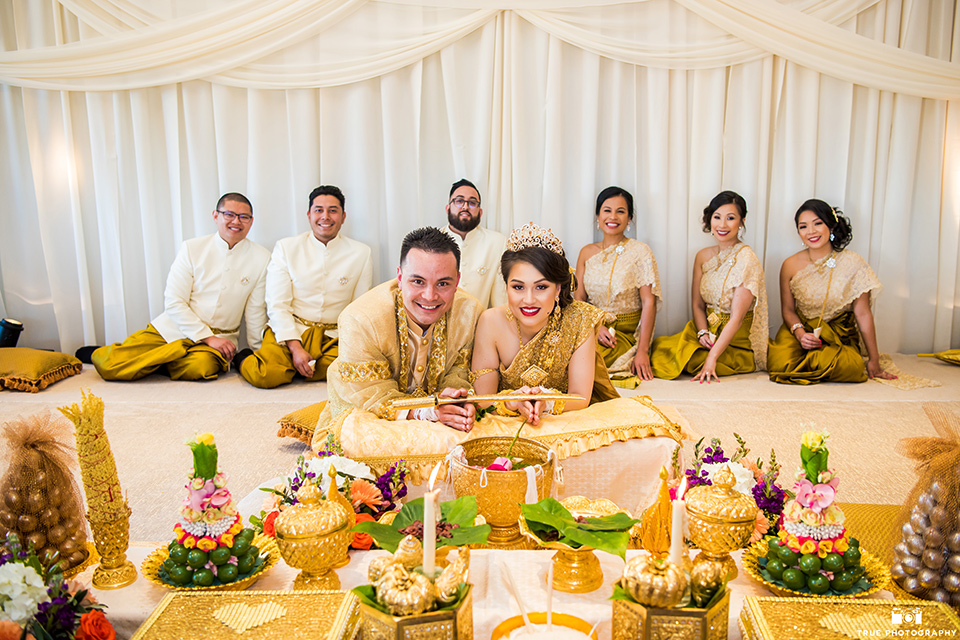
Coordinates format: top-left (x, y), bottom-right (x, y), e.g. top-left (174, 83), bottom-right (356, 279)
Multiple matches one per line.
top-left (506, 222), bottom-right (564, 256)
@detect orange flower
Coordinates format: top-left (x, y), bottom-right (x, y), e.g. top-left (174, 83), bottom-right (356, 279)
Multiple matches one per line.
top-left (350, 479), bottom-right (384, 512)
top-left (748, 511), bottom-right (770, 544)
top-left (263, 510), bottom-right (279, 538)
top-left (0, 621), bottom-right (34, 640)
top-left (75, 610), bottom-right (115, 640)
top-left (740, 459), bottom-right (762, 481)
top-left (352, 513), bottom-right (376, 550)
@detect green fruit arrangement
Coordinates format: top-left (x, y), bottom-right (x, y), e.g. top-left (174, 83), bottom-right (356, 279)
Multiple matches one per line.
top-left (757, 537), bottom-right (869, 596)
top-left (160, 528), bottom-right (262, 588)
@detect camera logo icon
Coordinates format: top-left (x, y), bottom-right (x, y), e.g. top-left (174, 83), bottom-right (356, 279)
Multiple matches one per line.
top-left (891, 608), bottom-right (922, 624)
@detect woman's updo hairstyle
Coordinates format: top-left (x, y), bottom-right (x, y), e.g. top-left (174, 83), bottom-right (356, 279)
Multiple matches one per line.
top-left (701, 190), bottom-right (747, 233)
top-left (794, 198), bottom-right (852, 251)
top-left (500, 246), bottom-right (575, 310)
top-left (595, 186), bottom-right (634, 220)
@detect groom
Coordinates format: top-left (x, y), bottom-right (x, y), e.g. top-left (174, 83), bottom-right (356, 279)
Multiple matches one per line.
top-left (312, 227), bottom-right (483, 448)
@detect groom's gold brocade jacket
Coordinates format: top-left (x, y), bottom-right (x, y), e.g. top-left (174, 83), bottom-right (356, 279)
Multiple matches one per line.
top-left (322, 280), bottom-right (483, 424)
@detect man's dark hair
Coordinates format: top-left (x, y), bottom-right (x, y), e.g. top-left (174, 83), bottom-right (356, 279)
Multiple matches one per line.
top-left (448, 178), bottom-right (481, 205)
top-left (217, 192), bottom-right (252, 214)
top-left (308, 185), bottom-right (345, 210)
top-left (400, 227), bottom-right (461, 271)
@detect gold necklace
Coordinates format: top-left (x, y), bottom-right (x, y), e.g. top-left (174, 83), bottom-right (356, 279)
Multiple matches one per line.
top-left (602, 239), bottom-right (627, 312)
top-left (511, 305), bottom-right (562, 387)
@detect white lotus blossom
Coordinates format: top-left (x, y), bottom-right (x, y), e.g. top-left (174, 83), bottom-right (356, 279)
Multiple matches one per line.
top-left (700, 460), bottom-right (757, 497)
top-left (0, 562), bottom-right (49, 626)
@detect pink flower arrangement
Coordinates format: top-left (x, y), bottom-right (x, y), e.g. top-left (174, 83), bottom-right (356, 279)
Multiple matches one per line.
top-left (793, 478), bottom-right (836, 514)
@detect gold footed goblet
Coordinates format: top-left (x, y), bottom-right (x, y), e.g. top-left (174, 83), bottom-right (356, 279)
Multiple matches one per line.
top-left (684, 466), bottom-right (758, 591)
top-left (450, 436), bottom-right (554, 548)
top-left (519, 496), bottom-right (626, 593)
top-left (275, 466), bottom-right (352, 590)
top-left (90, 505), bottom-right (137, 589)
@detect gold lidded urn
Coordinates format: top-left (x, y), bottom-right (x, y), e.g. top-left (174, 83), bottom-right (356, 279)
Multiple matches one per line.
top-left (684, 465), bottom-right (757, 589)
top-left (449, 437), bottom-right (554, 548)
top-left (274, 465), bottom-right (352, 589)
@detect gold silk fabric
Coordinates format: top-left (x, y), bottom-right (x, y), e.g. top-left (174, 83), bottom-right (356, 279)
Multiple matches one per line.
top-left (311, 280), bottom-right (482, 449)
top-left (583, 239), bottom-right (662, 376)
top-left (499, 300), bottom-right (620, 403)
top-left (790, 250), bottom-right (881, 323)
top-left (699, 242), bottom-right (768, 369)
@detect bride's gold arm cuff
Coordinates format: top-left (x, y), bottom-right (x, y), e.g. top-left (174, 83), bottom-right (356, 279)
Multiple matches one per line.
top-left (469, 368), bottom-right (497, 384)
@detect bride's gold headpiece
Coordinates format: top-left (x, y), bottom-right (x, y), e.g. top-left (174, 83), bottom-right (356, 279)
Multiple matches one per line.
top-left (506, 222), bottom-right (564, 256)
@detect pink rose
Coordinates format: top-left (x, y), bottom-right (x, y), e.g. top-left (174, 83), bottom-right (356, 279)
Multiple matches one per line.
top-left (486, 457), bottom-right (513, 471)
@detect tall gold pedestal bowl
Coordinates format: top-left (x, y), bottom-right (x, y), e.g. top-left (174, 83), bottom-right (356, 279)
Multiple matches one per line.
top-left (519, 496), bottom-right (626, 594)
top-left (450, 437), bottom-right (554, 548)
top-left (684, 466), bottom-right (758, 591)
top-left (274, 468), bottom-right (354, 590)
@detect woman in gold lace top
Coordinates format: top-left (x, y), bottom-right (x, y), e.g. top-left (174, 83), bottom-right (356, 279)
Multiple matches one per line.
top-left (650, 191), bottom-right (768, 382)
top-left (768, 199), bottom-right (895, 384)
top-left (472, 223), bottom-right (619, 425)
top-left (574, 187), bottom-right (661, 387)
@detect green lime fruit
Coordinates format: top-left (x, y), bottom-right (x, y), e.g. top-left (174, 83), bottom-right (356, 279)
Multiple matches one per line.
top-left (843, 548), bottom-right (862, 568)
top-left (239, 528), bottom-right (255, 542)
top-left (831, 570), bottom-right (855, 592)
top-left (237, 554), bottom-right (256, 575)
top-left (168, 545), bottom-right (189, 565)
top-left (186, 549), bottom-right (209, 569)
top-left (192, 568), bottom-right (215, 587)
top-left (850, 565), bottom-right (865, 580)
top-left (168, 565), bottom-right (192, 585)
top-left (246, 545), bottom-right (260, 559)
top-left (210, 547), bottom-right (232, 566)
top-left (777, 546), bottom-right (799, 567)
top-left (767, 538), bottom-right (782, 556)
top-left (782, 568), bottom-right (805, 590)
top-left (218, 563), bottom-right (239, 583)
top-left (807, 574), bottom-right (829, 594)
top-left (822, 553), bottom-right (844, 572)
top-left (765, 558), bottom-right (785, 579)
top-left (162, 558), bottom-right (176, 572)
top-left (848, 537), bottom-right (860, 550)
top-left (168, 540), bottom-right (179, 552)
top-left (230, 536), bottom-right (251, 556)
top-left (799, 554), bottom-right (822, 576)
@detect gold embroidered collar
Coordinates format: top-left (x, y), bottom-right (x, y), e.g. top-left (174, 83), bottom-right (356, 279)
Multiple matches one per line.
top-left (393, 289), bottom-right (447, 394)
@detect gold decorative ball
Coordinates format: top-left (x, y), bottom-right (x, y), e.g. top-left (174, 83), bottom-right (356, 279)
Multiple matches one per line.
top-left (621, 552), bottom-right (687, 609)
top-left (375, 564), bottom-right (436, 616)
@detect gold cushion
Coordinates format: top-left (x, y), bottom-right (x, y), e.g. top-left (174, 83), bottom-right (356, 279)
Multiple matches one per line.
top-left (0, 347), bottom-right (83, 393)
top-left (276, 402), bottom-right (325, 444)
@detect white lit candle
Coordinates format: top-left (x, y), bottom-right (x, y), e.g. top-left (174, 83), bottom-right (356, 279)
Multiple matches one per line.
top-left (423, 490), bottom-right (439, 576)
top-left (668, 477), bottom-right (688, 568)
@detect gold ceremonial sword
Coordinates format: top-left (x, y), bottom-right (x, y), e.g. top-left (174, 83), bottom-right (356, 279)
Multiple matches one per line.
top-left (390, 392), bottom-right (585, 410)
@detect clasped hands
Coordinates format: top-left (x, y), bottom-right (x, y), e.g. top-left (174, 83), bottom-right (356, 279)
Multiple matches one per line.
top-left (504, 385), bottom-right (552, 426)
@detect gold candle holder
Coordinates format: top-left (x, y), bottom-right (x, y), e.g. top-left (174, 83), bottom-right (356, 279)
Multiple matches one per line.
top-left (274, 466), bottom-right (352, 590)
top-left (89, 504), bottom-right (137, 589)
top-left (684, 466), bottom-right (757, 595)
top-left (449, 437), bottom-right (554, 548)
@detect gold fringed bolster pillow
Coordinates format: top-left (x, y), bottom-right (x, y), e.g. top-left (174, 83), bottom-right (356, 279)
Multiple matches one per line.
top-left (0, 348), bottom-right (83, 393)
top-left (277, 402), bottom-right (325, 444)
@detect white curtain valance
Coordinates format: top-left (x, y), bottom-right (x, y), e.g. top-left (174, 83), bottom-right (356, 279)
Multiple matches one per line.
top-left (0, 0), bottom-right (957, 98)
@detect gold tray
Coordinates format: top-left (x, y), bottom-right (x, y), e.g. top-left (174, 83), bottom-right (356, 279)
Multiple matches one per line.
top-left (141, 534), bottom-right (280, 592)
top-left (742, 541), bottom-right (889, 598)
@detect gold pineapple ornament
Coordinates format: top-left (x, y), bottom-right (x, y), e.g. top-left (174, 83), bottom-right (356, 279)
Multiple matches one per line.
top-left (59, 390), bottom-right (136, 589)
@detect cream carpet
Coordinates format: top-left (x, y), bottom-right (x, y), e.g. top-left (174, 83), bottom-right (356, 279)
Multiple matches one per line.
top-left (1, 354), bottom-right (958, 543)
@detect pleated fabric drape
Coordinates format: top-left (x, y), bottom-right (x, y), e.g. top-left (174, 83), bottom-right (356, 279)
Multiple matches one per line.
top-left (0, 0), bottom-right (957, 354)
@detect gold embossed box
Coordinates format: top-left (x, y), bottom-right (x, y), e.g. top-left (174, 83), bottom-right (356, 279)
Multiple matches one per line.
top-left (130, 589), bottom-right (359, 640)
top-left (611, 590), bottom-right (728, 640)
top-left (739, 596), bottom-right (960, 639)
top-left (359, 584), bottom-right (472, 640)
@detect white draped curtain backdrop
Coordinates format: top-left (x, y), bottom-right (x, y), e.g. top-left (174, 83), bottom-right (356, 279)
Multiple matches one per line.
top-left (1, 0), bottom-right (958, 355)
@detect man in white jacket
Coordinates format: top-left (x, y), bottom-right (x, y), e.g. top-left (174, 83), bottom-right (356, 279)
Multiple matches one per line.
top-left (237, 185), bottom-right (373, 388)
top-left (442, 178), bottom-right (507, 308)
top-left (86, 193), bottom-right (270, 381)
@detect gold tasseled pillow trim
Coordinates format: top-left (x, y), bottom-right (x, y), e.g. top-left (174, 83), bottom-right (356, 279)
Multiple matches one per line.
top-left (276, 402), bottom-right (325, 444)
top-left (0, 348), bottom-right (84, 393)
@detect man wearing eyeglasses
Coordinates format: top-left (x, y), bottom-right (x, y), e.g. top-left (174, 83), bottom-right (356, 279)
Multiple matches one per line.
top-left (442, 178), bottom-right (507, 308)
top-left (236, 185), bottom-right (373, 388)
top-left (84, 192), bottom-right (270, 381)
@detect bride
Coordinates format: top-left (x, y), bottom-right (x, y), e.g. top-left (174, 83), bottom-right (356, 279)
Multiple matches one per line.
top-left (471, 222), bottom-right (618, 423)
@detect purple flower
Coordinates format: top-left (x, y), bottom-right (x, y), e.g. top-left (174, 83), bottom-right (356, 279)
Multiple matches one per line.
top-left (752, 479), bottom-right (785, 515)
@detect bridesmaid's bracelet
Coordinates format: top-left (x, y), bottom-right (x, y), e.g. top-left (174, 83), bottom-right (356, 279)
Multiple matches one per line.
top-left (697, 329), bottom-right (709, 338)
top-left (790, 322), bottom-right (804, 335)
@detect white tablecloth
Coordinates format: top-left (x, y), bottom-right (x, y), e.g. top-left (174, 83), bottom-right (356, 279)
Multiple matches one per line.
top-left (81, 545), bottom-right (894, 639)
